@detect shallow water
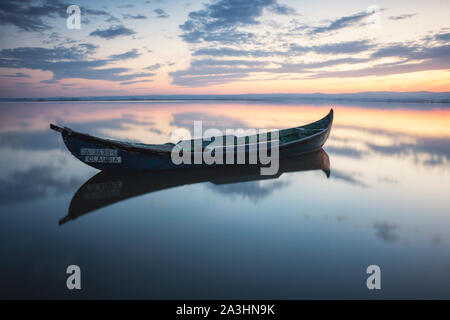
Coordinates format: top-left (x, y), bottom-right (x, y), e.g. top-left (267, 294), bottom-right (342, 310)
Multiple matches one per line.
top-left (0, 100), bottom-right (449, 299)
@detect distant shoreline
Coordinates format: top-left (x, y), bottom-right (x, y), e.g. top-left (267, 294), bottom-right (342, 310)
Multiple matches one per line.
top-left (1, 92), bottom-right (449, 104)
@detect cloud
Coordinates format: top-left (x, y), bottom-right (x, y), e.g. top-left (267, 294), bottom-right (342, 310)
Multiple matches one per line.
top-left (280, 57), bottom-right (370, 71)
top-left (307, 10), bottom-right (375, 35)
top-left (371, 44), bottom-right (415, 59)
top-left (173, 33), bottom-right (450, 86)
top-left (120, 79), bottom-right (153, 85)
top-left (268, 3), bottom-right (296, 15)
top-left (195, 31), bottom-right (254, 44)
top-left (170, 62), bottom-right (268, 87)
top-left (84, 8), bottom-right (111, 17)
top-left (434, 32), bottom-right (450, 43)
top-left (145, 63), bottom-right (163, 71)
top-left (0, 45), bottom-right (89, 63)
top-left (167, 67), bottom-right (248, 85)
top-left (170, 55), bottom-right (370, 87)
top-left (123, 14), bottom-right (148, 20)
top-left (191, 59), bottom-right (269, 67)
top-left (154, 8), bottom-right (169, 18)
top-left (0, 0), bottom-right (66, 32)
top-left (40, 79), bottom-right (59, 84)
top-left (171, 73), bottom-right (248, 87)
top-left (78, 43), bottom-right (99, 53)
top-left (109, 49), bottom-right (141, 61)
top-left (2, 72), bottom-right (30, 78)
top-left (389, 13), bottom-right (416, 21)
top-left (0, 45), bottom-right (154, 82)
top-left (41, 31), bottom-right (78, 45)
top-left (193, 40), bottom-right (374, 58)
top-left (0, 0), bottom-right (118, 32)
top-left (310, 40), bottom-right (450, 78)
top-left (89, 25), bottom-right (136, 39)
top-left (290, 40), bottom-right (374, 54)
top-left (12, 81), bottom-right (32, 87)
top-left (310, 58), bottom-right (450, 79)
top-left (106, 16), bottom-right (121, 23)
top-left (118, 4), bottom-right (134, 9)
top-left (194, 47), bottom-right (280, 57)
top-left (179, 0), bottom-right (293, 43)
top-left (370, 41), bottom-right (450, 61)
top-left (171, 39), bottom-right (377, 86)
top-left (172, 5), bottom-right (448, 86)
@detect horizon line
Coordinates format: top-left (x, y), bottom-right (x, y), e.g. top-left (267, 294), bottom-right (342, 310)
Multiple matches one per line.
top-left (1, 91), bottom-right (450, 104)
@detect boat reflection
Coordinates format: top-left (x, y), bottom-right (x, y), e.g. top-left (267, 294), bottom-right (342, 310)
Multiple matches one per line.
top-left (60, 148), bottom-right (330, 225)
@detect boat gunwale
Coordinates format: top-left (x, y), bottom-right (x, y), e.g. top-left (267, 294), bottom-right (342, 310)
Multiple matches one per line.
top-left (182, 108), bottom-right (333, 152)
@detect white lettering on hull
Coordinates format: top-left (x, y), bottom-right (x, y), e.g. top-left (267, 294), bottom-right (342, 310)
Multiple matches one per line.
top-left (80, 148), bottom-right (118, 156)
top-left (84, 155), bottom-right (122, 163)
top-left (80, 148), bottom-right (122, 164)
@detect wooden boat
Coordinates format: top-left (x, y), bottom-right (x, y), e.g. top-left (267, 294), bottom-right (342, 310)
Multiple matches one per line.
top-left (59, 148), bottom-right (330, 224)
top-left (50, 109), bottom-right (333, 171)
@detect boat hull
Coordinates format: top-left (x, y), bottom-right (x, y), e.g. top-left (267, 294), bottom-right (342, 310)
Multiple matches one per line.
top-left (55, 109), bottom-right (333, 171)
top-left (61, 133), bottom-right (179, 171)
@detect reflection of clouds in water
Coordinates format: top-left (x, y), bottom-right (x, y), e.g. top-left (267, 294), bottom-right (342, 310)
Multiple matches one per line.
top-left (377, 176), bottom-right (399, 184)
top-left (170, 112), bottom-right (249, 137)
top-left (367, 137), bottom-right (450, 166)
top-left (0, 117), bottom-right (163, 151)
top-left (324, 146), bottom-right (366, 158)
top-left (327, 125), bottom-right (450, 167)
top-left (0, 165), bottom-right (82, 204)
top-left (432, 234), bottom-right (442, 246)
top-left (330, 169), bottom-right (368, 187)
top-left (373, 222), bottom-right (399, 243)
top-left (0, 130), bottom-right (60, 150)
top-left (207, 180), bottom-right (290, 203)
top-left (62, 117), bottom-right (162, 138)
top-left (301, 211), bottom-right (444, 250)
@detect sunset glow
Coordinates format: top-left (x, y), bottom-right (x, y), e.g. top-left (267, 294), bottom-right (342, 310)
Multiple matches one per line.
top-left (0, 0), bottom-right (449, 97)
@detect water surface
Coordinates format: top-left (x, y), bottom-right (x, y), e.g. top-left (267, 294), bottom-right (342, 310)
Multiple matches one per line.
top-left (0, 100), bottom-right (449, 299)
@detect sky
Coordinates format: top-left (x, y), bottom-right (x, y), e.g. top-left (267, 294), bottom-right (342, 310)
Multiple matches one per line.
top-left (0, 0), bottom-right (449, 98)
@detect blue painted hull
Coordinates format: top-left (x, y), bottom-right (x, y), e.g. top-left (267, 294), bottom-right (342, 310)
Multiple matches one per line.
top-left (62, 134), bottom-right (181, 170)
top-left (52, 109), bottom-right (333, 171)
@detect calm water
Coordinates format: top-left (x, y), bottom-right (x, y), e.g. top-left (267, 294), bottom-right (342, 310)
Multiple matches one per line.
top-left (0, 100), bottom-right (449, 299)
